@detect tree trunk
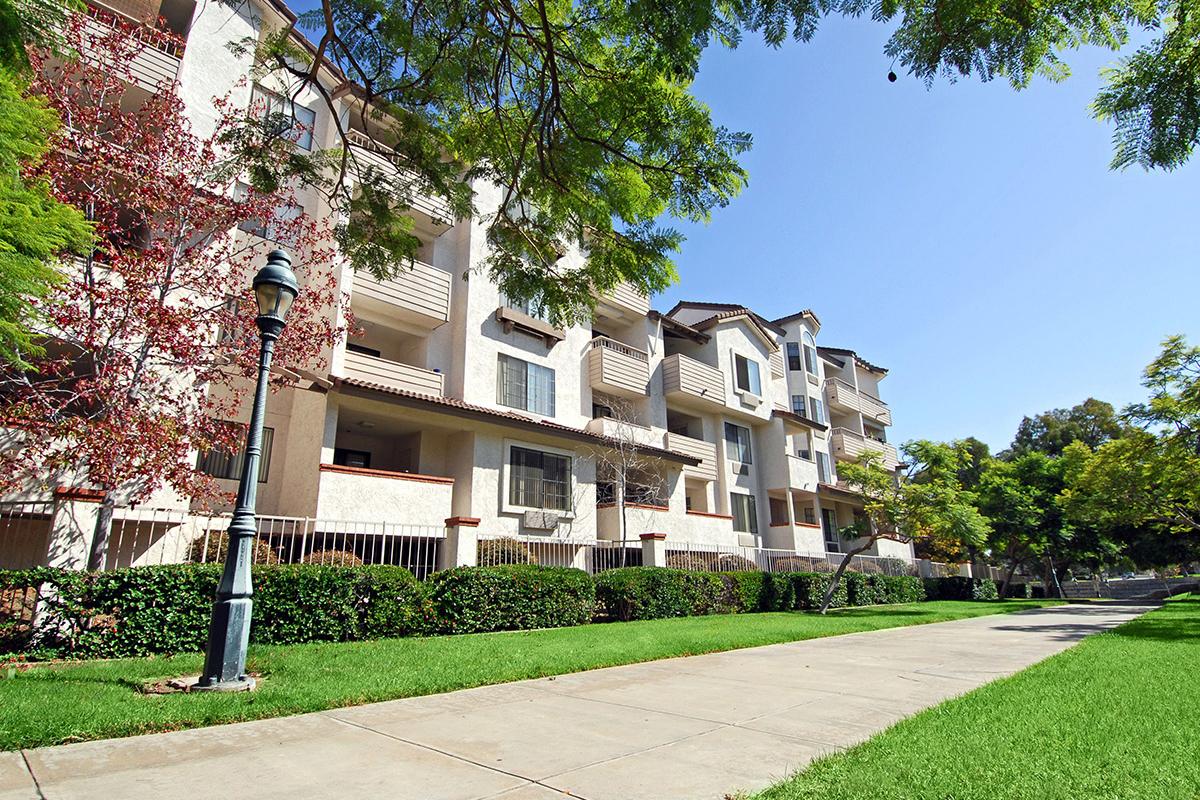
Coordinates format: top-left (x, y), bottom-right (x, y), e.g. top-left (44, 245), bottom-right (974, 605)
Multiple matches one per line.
top-left (999, 559), bottom-right (1020, 599)
top-left (85, 494), bottom-right (115, 571)
top-left (1047, 556), bottom-right (1066, 599)
top-left (818, 541), bottom-right (874, 614)
top-left (618, 476), bottom-right (627, 568)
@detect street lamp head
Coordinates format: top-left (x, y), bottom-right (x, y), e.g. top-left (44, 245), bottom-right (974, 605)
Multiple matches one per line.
top-left (253, 249), bottom-right (299, 337)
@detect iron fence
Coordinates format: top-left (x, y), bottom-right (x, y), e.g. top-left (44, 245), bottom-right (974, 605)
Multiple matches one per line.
top-left (476, 533), bottom-right (640, 573)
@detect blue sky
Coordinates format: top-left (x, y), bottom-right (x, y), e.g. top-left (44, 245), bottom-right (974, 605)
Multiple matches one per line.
top-left (653, 18), bottom-right (1199, 452)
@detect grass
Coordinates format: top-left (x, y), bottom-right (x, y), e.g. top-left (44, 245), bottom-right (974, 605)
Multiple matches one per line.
top-left (752, 596), bottom-right (1200, 800)
top-left (0, 599), bottom-right (1055, 750)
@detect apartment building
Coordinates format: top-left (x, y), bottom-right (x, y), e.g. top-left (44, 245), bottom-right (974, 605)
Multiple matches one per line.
top-left (0, 0), bottom-right (913, 571)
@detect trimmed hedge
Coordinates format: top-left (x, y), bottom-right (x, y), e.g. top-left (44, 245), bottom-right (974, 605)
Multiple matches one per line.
top-left (791, 572), bottom-right (848, 610)
top-left (1, 564), bottom-right (430, 659)
top-left (923, 576), bottom-right (1001, 601)
top-left (428, 564), bottom-right (595, 634)
top-left (594, 567), bottom-right (726, 621)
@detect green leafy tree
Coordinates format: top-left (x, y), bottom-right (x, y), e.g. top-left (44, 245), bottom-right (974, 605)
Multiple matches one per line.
top-left (1007, 397), bottom-right (1128, 459)
top-left (828, 441), bottom-right (989, 613)
top-left (0, 0), bottom-right (91, 368)
top-left (238, 0), bottom-right (1200, 325)
top-left (1063, 336), bottom-right (1200, 537)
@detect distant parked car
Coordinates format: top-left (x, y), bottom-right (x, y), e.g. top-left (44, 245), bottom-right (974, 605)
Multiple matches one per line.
top-left (1120, 572), bottom-right (1136, 580)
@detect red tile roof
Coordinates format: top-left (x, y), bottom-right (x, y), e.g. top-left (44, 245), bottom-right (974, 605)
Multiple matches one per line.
top-left (333, 378), bottom-right (702, 466)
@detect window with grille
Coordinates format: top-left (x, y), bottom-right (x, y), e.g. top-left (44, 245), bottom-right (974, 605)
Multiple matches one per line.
top-left (497, 354), bottom-right (555, 416)
top-left (786, 341), bottom-right (803, 371)
top-left (198, 425), bottom-right (274, 483)
top-left (508, 446), bottom-right (571, 511)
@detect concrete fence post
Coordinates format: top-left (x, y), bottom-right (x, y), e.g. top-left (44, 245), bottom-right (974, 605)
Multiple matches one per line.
top-left (639, 532), bottom-right (667, 567)
top-left (442, 516), bottom-right (480, 570)
top-left (48, 488), bottom-right (107, 570)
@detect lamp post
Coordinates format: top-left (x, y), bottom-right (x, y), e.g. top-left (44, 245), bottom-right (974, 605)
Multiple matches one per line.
top-left (195, 250), bottom-right (298, 692)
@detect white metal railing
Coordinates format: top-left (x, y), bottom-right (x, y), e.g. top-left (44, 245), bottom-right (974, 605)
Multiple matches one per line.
top-left (664, 542), bottom-right (919, 576)
top-left (589, 336), bottom-right (649, 362)
top-left (85, 2), bottom-right (186, 57)
top-left (0, 503), bottom-right (447, 580)
top-left (476, 533), bottom-right (639, 573)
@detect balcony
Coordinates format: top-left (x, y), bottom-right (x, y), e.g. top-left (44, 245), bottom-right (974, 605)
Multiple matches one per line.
top-left (585, 417), bottom-right (660, 447)
top-left (662, 353), bottom-right (726, 410)
top-left (830, 427), bottom-right (899, 469)
top-left (665, 432), bottom-right (717, 482)
top-left (826, 377), bottom-right (892, 426)
top-left (315, 464), bottom-right (452, 527)
top-left (83, 3), bottom-right (184, 92)
top-left (594, 282), bottom-right (650, 323)
top-left (346, 130), bottom-right (454, 236)
top-left (352, 261), bottom-right (451, 330)
top-left (341, 350), bottom-right (444, 397)
top-left (587, 336), bottom-right (650, 398)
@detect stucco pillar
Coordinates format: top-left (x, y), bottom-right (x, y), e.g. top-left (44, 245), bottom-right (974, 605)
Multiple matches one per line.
top-left (442, 516), bottom-right (480, 569)
top-left (640, 532), bottom-right (667, 567)
top-left (47, 488), bottom-right (106, 569)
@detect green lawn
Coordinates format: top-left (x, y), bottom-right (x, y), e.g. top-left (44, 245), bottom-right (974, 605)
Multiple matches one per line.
top-left (0, 599), bottom-right (1054, 750)
top-left (753, 596), bottom-right (1199, 800)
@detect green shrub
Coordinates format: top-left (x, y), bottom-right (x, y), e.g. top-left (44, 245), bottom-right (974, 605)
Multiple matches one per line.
top-left (594, 567), bottom-right (726, 621)
top-left (0, 564), bottom-right (430, 659)
top-left (878, 575), bottom-right (926, 604)
top-left (878, 557), bottom-right (916, 576)
top-left (428, 564), bottom-right (594, 634)
top-left (476, 537), bottom-right (536, 565)
top-left (923, 576), bottom-right (1000, 601)
top-left (188, 533), bottom-right (278, 565)
top-left (791, 572), bottom-right (847, 610)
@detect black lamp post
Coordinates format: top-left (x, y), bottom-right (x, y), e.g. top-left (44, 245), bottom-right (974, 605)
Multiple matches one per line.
top-left (195, 250), bottom-right (298, 692)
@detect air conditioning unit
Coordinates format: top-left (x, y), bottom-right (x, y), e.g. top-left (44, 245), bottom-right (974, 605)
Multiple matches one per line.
top-left (523, 510), bottom-right (560, 530)
top-left (731, 462), bottom-right (749, 476)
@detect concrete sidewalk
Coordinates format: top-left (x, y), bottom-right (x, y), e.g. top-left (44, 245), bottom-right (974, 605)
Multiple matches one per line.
top-left (1, 602), bottom-right (1151, 800)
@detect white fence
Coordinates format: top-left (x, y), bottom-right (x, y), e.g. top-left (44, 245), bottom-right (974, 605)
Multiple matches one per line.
top-left (665, 542), bottom-right (920, 576)
top-left (476, 533), bottom-right (640, 572)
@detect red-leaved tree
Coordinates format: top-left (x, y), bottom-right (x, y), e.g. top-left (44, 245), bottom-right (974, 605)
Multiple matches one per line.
top-left (0, 13), bottom-right (347, 567)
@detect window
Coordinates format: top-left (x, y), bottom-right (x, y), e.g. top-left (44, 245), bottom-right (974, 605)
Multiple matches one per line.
top-left (236, 184), bottom-right (304, 246)
top-left (822, 508), bottom-right (840, 552)
top-left (791, 394), bottom-right (806, 416)
top-left (497, 354), bottom-right (555, 416)
top-left (724, 422), bottom-right (752, 464)
top-left (501, 292), bottom-right (551, 323)
top-left (731, 493), bottom-right (758, 534)
top-left (795, 431), bottom-right (812, 460)
top-left (346, 342), bottom-right (382, 358)
top-left (198, 426), bottom-right (273, 483)
top-left (811, 397), bottom-right (826, 424)
top-left (802, 332), bottom-right (818, 374)
top-left (333, 448), bottom-right (371, 469)
top-left (250, 84), bottom-right (317, 150)
top-left (803, 507), bottom-right (817, 525)
top-left (786, 342), bottom-right (803, 371)
top-left (509, 446), bottom-right (571, 511)
top-left (816, 452), bottom-right (832, 483)
top-left (733, 354), bottom-right (761, 395)
top-left (769, 497), bottom-right (789, 527)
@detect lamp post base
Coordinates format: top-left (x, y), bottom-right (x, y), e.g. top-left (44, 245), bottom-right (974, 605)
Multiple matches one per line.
top-left (190, 676), bottom-right (257, 693)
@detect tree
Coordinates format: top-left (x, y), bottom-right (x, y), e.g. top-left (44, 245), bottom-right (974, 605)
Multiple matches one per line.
top-left (1007, 398), bottom-right (1127, 459)
top-left (825, 440), bottom-right (989, 613)
top-left (586, 397), bottom-right (668, 565)
top-left (229, 0), bottom-right (1199, 330)
top-left (0, 0), bottom-right (91, 368)
top-left (0, 16), bottom-right (345, 566)
top-left (1063, 336), bottom-right (1200, 538)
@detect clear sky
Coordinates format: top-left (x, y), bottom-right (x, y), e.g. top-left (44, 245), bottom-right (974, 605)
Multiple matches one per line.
top-left (653, 18), bottom-right (1199, 453)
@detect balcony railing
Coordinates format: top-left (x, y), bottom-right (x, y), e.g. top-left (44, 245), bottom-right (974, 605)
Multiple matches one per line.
top-left (594, 281), bottom-right (650, 322)
top-left (345, 129), bottom-right (454, 232)
top-left (830, 427), bottom-right (899, 469)
top-left (662, 353), bottom-right (726, 409)
top-left (826, 377), bottom-right (892, 425)
top-left (352, 261), bottom-right (452, 329)
top-left (587, 336), bottom-right (649, 398)
top-left (82, 2), bottom-right (184, 91)
top-left (341, 350), bottom-right (444, 397)
top-left (665, 432), bottom-right (717, 482)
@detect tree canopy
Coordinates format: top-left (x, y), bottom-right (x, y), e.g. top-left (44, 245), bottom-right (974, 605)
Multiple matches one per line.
top-left (1006, 397), bottom-right (1128, 459)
